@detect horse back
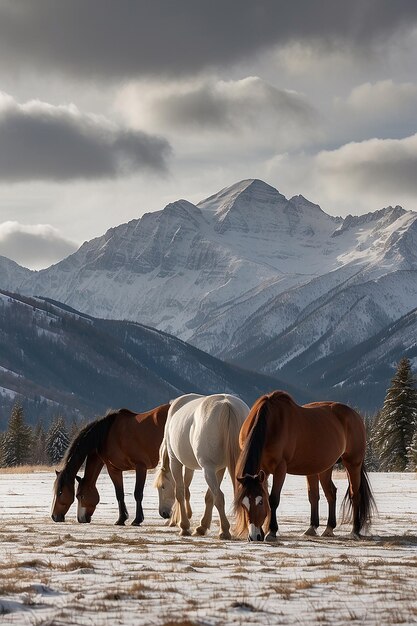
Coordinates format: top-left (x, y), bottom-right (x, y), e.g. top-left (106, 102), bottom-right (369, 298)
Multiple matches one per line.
top-left (267, 399), bottom-right (365, 475)
top-left (100, 404), bottom-right (170, 470)
top-left (166, 393), bottom-right (249, 471)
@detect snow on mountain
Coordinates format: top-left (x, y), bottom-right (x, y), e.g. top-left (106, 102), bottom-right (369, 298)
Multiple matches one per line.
top-left (0, 290), bottom-right (291, 426)
top-left (1, 178), bottom-right (417, 411)
top-left (237, 270), bottom-right (417, 374)
top-left (296, 306), bottom-right (417, 411)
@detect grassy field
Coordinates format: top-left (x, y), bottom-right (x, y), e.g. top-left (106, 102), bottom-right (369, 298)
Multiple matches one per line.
top-left (0, 470), bottom-right (416, 625)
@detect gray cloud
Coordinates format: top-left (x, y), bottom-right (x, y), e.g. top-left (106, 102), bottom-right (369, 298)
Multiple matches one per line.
top-left (0, 222), bottom-right (78, 269)
top-left (147, 77), bottom-right (317, 131)
top-left (333, 80), bottom-right (417, 143)
top-left (117, 77), bottom-right (321, 154)
top-left (0, 93), bottom-right (171, 181)
top-left (316, 133), bottom-right (417, 195)
top-left (0, 1), bottom-right (417, 80)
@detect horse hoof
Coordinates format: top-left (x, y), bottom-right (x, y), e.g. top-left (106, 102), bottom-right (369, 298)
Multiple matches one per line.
top-left (115, 520), bottom-right (126, 526)
top-left (193, 526), bottom-right (207, 536)
top-left (321, 527), bottom-right (335, 538)
top-left (131, 519), bottom-right (143, 526)
top-left (350, 531), bottom-right (362, 540)
top-left (179, 528), bottom-right (191, 537)
top-left (219, 531), bottom-right (231, 540)
top-left (265, 532), bottom-right (278, 542)
top-left (304, 526), bottom-right (318, 537)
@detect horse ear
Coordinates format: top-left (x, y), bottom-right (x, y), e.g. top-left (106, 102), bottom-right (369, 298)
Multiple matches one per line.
top-left (236, 476), bottom-right (245, 484)
top-left (75, 475), bottom-right (81, 484)
top-left (55, 469), bottom-right (60, 476)
top-left (258, 470), bottom-right (266, 483)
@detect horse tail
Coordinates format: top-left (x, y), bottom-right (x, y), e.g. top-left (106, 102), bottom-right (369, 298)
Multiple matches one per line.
top-left (341, 464), bottom-right (377, 533)
top-left (223, 400), bottom-right (244, 496)
top-left (234, 397), bottom-right (269, 538)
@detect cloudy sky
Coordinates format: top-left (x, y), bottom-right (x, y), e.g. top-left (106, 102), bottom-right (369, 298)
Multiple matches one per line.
top-left (1, 1), bottom-right (417, 268)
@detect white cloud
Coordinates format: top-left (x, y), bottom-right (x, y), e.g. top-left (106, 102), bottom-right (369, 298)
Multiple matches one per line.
top-left (315, 134), bottom-right (417, 195)
top-left (0, 221), bottom-right (78, 269)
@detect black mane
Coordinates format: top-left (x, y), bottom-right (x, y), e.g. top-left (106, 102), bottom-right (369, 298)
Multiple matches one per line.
top-left (238, 399), bottom-right (268, 477)
top-left (58, 409), bottom-right (130, 487)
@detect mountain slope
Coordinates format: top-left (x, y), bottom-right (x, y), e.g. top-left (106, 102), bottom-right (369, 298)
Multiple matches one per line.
top-left (293, 306), bottom-right (417, 411)
top-left (1, 178), bottom-right (416, 413)
top-left (0, 290), bottom-right (296, 427)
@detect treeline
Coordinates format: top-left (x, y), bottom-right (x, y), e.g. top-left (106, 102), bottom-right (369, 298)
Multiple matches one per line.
top-left (0, 406), bottom-right (80, 467)
top-left (1, 357), bottom-right (416, 471)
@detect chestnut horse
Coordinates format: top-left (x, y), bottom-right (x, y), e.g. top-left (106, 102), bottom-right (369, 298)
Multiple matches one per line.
top-left (235, 391), bottom-right (376, 541)
top-left (52, 404), bottom-right (170, 524)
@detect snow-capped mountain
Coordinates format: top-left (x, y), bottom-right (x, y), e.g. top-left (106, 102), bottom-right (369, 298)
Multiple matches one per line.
top-left (1, 178), bottom-right (416, 410)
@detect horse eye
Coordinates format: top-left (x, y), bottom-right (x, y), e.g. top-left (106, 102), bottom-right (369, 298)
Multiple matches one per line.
top-left (162, 485), bottom-right (165, 490)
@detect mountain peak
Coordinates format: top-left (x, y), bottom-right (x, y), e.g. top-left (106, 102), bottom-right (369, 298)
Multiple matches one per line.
top-left (197, 179), bottom-right (286, 214)
top-left (197, 178), bottom-right (289, 234)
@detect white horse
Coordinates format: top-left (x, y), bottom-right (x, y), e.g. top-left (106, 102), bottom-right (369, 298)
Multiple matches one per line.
top-left (154, 393), bottom-right (250, 539)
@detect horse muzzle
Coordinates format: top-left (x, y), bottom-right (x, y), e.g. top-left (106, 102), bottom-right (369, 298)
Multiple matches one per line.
top-left (159, 508), bottom-right (171, 519)
top-left (248, 524), bottom-right (265, 542)
top-left (51, 513), bottom-right (65, 523)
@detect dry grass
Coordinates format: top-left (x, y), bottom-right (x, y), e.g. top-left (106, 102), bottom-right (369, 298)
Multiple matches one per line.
top-left (161, 621), bottom-right (203, 626)
top-left (60, 559), bottom-right (94, 571)
top-left (0, 581), bottom-right (26, 595)
top-left (0, 464), bottom-right (55, 474)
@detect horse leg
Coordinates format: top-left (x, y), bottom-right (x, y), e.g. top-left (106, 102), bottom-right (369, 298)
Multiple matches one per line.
top-left (304, 474), bottom-right (319, 536)
top-left (203, 466), bottom-right (231, 540)
top-left (170, 457), bottom-right (191, 536)
top-left (265, 463), bottom-right (286, 542)
top-left (194, 468), bottom-right (224, 536)
top-left (184, 467), bottom-right (194, 519)
top-left (131, 464), bottom-right (147, 526)
top-left (343, 459), bottom-right (363, 539)
top-left (107, 465), bottom-right (129, 526)
top-left (319, 467), bottom-right (337, 537)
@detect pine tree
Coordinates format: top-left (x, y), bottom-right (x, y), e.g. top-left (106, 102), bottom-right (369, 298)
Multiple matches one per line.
top-left (373, 358), bottom-right (417, 471)
top-left (0, 431), bottom-right (6, 467)
top-left (408, 428), bottom-right (417, 471)
top-left (0, 404), bottom-right (33, 467)
top-left (46, 416), bottom-right (70, 465)
top-left (365, 412), bottom-right (380, 471)
top-left (30, 419), bottom-right (48, 465)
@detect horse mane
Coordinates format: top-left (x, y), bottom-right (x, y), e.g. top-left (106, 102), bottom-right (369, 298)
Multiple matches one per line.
top-left (58, 408), bottom-right (133, 488)
top-left (236, 395), bottom-right (270, 478)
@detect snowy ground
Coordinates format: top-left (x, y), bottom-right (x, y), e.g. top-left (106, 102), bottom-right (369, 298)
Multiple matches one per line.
top-left (0, 470), bottom-right (416, 626)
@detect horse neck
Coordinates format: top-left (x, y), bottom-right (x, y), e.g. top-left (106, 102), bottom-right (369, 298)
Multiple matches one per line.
top-left (82, 451), bottom-right (104, 484)
top-left (61, 417), bottom-right (109, 481)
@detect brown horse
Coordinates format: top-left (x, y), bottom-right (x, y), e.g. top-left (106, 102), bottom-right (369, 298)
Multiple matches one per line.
top-left (235, 391), bottom-right (375, 541)
top-left (52, 404), bottom-right (170, 524)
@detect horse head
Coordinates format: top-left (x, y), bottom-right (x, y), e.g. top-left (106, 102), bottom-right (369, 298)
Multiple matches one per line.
top-left (75, 475), bottom-right (100, 523)
top-left (154, 467), bottom-right (175, 519)
top-left (236, 471), bottom-right (269, 541)
top-left (51, 470), bottom-right (75, 522)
